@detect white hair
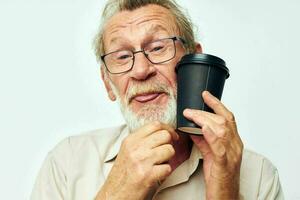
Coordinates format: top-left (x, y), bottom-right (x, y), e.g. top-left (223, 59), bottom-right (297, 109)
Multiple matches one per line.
top-left (93, 0), bottom-right (196, 62)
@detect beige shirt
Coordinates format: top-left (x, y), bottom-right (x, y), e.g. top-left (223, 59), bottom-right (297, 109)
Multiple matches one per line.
top-left (31, 125), bottom-right (284, 200)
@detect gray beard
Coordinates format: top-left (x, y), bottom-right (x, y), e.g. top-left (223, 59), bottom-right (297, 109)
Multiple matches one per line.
top-left (108, 80), bottom-right (177, 132)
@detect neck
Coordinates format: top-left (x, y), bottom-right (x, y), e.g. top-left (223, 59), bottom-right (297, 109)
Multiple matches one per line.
top-left (169, 132), bottom-right (193, 171)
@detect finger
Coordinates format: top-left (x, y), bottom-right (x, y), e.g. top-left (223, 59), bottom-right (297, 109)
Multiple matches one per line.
top-left (201, 125), bottom-right (227, 164)
top-left (184, 107), bottom-right (241, 153)
top-left (185, 108), bottom-right (241, 155)
top-left (151, 144), bottom-right (175, 164)
top-left (184, 108), bottom-right (227, 125)
top-left (144, 130), bottom-right (173, 149)
top-left (183, 109), bottom-right (205, 128)
top-left (151, 164), bottom-right (172, 183)
top-left (190, 135), bottom-right (211, 156)
top-left (202, 91), bottom-right (235, 122)
top-left (183, 109), bottom-right (222, 135)
top-left (134, 121), bottom-right (179, 141)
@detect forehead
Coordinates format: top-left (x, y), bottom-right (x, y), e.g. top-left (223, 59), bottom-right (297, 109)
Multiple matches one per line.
top-left (103, 4), bottom-right (179, 50)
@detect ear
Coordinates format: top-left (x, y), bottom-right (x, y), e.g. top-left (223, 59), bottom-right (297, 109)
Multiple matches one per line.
top-left (195, 42), bottom-right (203, 53)
top-left (100, 66), bottom-right (116, 101)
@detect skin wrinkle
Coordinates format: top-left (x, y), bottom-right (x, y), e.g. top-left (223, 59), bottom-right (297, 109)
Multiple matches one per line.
top-left (96, 3), bottom-right (245, 200)
top-left (104, 8), bottom-right (176, 35)
top-left (104, 22), bottom-right (174, 52)
top-left (101, 5), bottom-right (186, 131)
top-left (103, 5), bottom-right (179, 54)
top-left (105, 24), bottom-right (170, 53)
top-left (103, 6), bottom-right (182, 105)
top-left (108, 77), bottom-right (177, 131)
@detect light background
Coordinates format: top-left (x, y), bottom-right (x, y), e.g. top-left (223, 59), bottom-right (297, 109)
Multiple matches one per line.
top-left (0, 0), bottom-right (299, 199)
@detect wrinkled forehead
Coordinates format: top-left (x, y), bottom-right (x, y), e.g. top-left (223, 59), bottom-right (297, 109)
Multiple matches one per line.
top-left (102, 4), bottom-right (179, 50)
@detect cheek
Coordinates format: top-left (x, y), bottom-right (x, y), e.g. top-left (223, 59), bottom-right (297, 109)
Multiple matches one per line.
top-left (168, 69), bottom-right (178, 88)
top-left (168, 56), bottom-right (182, 86)
top-left (160, 51), bottom-right (185, 92)
top-left (157, 63), bottom-right (177, 90)
top-left (169, 50), bottom-right (186, 86)
top-left (110, 76), bottom-right (129, 98)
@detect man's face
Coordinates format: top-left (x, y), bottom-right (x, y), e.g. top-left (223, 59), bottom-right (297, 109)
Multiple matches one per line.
top-left (102, 4), bottom-right (186, 131)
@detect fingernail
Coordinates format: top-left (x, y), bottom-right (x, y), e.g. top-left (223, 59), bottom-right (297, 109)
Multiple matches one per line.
top-left (203, 90), bottom-right (210, 96)
top-left (183, 109), bottom-right (192, 116)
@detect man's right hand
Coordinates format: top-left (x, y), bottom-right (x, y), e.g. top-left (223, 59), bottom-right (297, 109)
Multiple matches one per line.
top-left (96, 122), bottom-right (179, 200)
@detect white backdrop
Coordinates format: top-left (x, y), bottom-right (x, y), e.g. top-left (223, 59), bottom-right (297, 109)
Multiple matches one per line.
top-left (0, 0), bottom-right (299, 199)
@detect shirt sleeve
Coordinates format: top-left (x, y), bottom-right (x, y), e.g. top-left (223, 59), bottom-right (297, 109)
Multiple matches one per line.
top-left (258, 158), bottom-right (284, 200)
top-left (31, 138), bottom-right (71, 200)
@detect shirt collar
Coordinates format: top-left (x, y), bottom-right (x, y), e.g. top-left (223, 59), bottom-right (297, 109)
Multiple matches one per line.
top-left (103, 125), bottom-right (204, 186)
top-left (104, 125), bottom-right (130, 163)
top-left (158, 143), bottom-right (203, 190)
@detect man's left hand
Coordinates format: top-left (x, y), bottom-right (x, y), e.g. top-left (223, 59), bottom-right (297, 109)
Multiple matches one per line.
top-left (183, 91), bottom-right (243, 200)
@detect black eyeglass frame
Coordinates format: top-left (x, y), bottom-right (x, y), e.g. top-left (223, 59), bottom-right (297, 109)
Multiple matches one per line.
top-left (101, 36), bottom-right (186, 74)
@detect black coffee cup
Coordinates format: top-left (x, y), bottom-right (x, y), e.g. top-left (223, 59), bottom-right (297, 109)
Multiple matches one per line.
top-left (176, 53), bottom-right (230, 135)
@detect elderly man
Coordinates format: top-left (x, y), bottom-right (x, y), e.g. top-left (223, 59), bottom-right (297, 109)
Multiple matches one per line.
top-left (31, 0), bottom-right (284, 199)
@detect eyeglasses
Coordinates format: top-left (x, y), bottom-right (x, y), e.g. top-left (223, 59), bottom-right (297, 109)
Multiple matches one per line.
top-left (101, 36), bottom-right (185, 74)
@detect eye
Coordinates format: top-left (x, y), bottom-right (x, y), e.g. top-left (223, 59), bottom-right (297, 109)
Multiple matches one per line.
top-left (118, 54), bottom-right (131, 60)
top-left (148, 41), bottom-right (167, 53)
top-left (114, 51), bottom-right (132, 60)
top-left (150, 45), bottom-right (164, 52)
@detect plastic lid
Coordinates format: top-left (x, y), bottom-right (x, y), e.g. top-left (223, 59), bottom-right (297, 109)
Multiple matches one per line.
top-left (176, 53), bottom-right (230, 78)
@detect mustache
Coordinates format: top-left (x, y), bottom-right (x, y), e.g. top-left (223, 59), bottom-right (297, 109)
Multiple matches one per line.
top-left (126, 81), bottom-right (172, 104)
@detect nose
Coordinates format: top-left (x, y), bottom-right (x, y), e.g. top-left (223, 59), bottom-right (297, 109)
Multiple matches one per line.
top-left (129, 51), bottom-right (156, 80)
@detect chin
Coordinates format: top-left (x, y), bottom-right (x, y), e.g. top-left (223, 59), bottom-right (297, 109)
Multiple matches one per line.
top-left (121, 96), bottom-right (177, 132)
top-left (136, 104), bottom-right (168, 121)
top-left (109, 79), bottom-right (178, 132)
